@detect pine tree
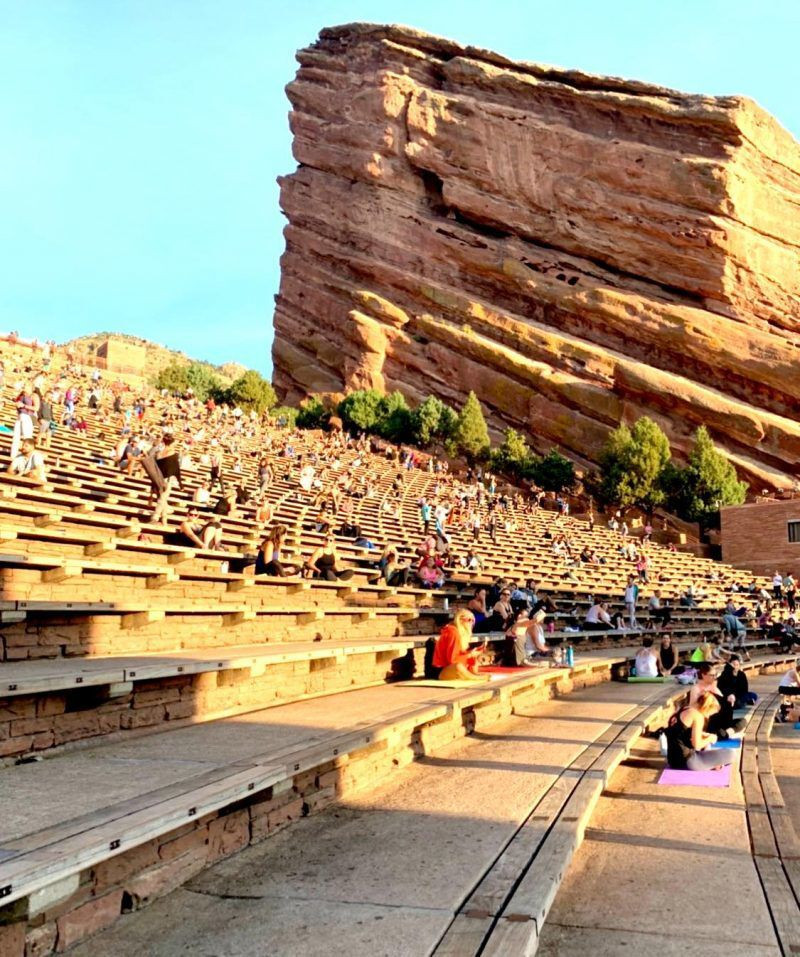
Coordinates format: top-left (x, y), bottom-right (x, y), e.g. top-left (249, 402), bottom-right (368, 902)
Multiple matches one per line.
top-left (594, 416), bottom-right (670, 512)
top-left (455, 391), bottom-right (490, 462)
top-left (153, 361), bottom-right (189, 394)
top-left (666, 426), bottom-right (747, 527)
top-left (530, 449), bottom-right (575, 492)
top-left (337, 390), bottom-right (383, 432)
top-left (225, 370), bottom-right (276, 413)
top-left (375, 391), bottom-right (414, 442)
top-left (490, 428), bottom-right (533, 478)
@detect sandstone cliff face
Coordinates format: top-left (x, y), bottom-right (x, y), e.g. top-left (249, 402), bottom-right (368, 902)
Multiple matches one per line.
top-left (273, 23), bottom-right (800, 486)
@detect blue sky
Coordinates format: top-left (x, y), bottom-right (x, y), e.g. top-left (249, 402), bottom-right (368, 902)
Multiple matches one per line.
top-left (2, 1), bottom-right (799, 376)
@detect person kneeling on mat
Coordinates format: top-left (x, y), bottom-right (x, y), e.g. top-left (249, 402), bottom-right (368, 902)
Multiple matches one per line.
top-left (433, 610), bottom-right (484, 682)
top-left (665, 692), bottom-right (735, 773)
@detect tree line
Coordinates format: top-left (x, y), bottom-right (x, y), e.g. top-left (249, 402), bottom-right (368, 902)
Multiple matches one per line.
top-left (153, 365), bottom-right (747, 523)
top-left (154, 361), bottom-right (277, 414)
top-left (588, 416), bottom-right (747, 528)
top-left (289, 388), bottom-right (576, 492)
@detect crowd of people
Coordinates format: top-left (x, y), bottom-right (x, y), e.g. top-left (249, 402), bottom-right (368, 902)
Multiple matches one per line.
top-left (2, 340), bottom-right (796, 731)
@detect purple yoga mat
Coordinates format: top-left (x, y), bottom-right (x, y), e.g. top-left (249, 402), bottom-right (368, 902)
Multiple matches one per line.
top-left (658, 764), bottom-right (732, 788)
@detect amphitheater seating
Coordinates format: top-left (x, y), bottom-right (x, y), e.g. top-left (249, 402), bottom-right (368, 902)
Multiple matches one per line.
top-left (0, 343), bottom-right (791, 955)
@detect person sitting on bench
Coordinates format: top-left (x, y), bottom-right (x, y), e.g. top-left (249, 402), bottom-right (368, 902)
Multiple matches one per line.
top-left (648, 590), bottom-right (672, 629)
top-left (375, 544), bottom-right (408, 587)
top-left (689, 633), bottom-right (716, 663)
top-left (505, 609), bottom-right (548, 666)
top-left (485, 587), bottom-right (515, 632)
top-left (256, 525), bottom-right (300, 577)
top-left (778, 658), bottom-right (800, 697)
top-left (657, 635), bottom-right (681, 675)
top-left (7, 438), bottom-right (47, 485)
top-left (777, 659), bottom-right (800, 722)
top-left (176, 508), bottom-right (223, 550)
top-left (584, 601), bottom-right (612, 631)
top-left (433, 610), bottom-right (484, 681)
top-left (304, 533), bottom-right (354, 581)
top-left (467, 587), bottom-right (488, 629)
top-left (665, 692), bottom-right (736, 773)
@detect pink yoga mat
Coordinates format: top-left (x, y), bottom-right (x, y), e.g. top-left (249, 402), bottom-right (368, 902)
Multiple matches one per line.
top-left (658, 764), bottom-right (732, 788)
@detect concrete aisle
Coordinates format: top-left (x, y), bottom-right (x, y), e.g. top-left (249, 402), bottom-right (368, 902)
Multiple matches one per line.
top-left (772, 720), bottom-right (800, 832)
top-left (538, 675), bottom-right (783, 957)
top-left (67, 680), bottom-right (660, 957)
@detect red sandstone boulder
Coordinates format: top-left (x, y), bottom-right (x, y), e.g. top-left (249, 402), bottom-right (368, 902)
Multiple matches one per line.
top-left (273, 23), bottom-right (800, 487)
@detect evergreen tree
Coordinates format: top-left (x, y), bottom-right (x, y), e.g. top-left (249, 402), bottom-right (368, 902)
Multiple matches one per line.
top-left (455, 391), bottom-right (490, 462)
top-left (337, 389), bottom-right (383, 433)
top-left (271, 406), bottom-right (298, 428)
top-left (296, 395), bottom-right (329, 430)
top-left (490, 428), bottom-right (533, 478)
top-left (666, 426), bottom-right (747, 528)
top-left (595, 416), bottom-right (670, 513)
top-left (225, 370), bottom-right (276, 413)
top-left (153, 361), bottom-right (189, 394)
top-left (375, 391), bottom-right (414, 443)
top-left (411, 395), bottom-right (459, 447)
top-left (412, 396), bottom-right (445, 447)
top-left (530, 449), bottom-right (575, 492)
top-left (438, 405), bottom-right (458, 443)
top-left (185, 362), bottom-right (221, 402)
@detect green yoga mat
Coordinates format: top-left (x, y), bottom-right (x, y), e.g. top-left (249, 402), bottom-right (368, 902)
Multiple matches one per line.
top-left (627, 676), bottom-right (668, 683)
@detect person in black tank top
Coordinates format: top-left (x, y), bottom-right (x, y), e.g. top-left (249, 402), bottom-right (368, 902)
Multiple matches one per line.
top-left (665, 693), bottom-right (735, 772)
top-left (658, 636), bottom-right (678, 674)
top-left (304, 533), bottom-right (354, 581)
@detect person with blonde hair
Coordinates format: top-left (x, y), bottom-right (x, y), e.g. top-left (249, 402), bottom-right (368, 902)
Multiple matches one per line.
top-left (433, 610), bottom-right (484, 681)
top-left (664, 692), bottom-right (735, 772)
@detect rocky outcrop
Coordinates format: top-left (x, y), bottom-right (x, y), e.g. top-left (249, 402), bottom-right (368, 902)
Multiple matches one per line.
top-left (273, 23), bottom-right (800, 486)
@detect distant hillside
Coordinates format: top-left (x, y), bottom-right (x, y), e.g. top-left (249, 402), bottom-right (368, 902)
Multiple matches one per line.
top-left (64, 333), bottom-right (247, 385)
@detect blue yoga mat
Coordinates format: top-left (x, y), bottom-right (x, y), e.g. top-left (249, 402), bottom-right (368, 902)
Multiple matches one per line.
top-left (711, 739), bottom-right (741, 749)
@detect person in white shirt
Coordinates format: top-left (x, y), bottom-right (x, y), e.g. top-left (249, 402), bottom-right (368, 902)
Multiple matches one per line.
top-left (7, 439), bottom-right (47, 485)
top-left (773, 571), bottom-right (784, 600)
top-left (634, 638), bottom-right (660, 677)
top-left (779, 659), bottom-right (800, 691)
top-left (777, 658), bottom-right (800, 723)
top-left (585, 602), bottom-right (612, 631)
top-left (193, 482), bottom-right (211, 506)
top-left (298, 463), bottom-right (315, 492)
top-left (624, 576), bottom-right (639, 628)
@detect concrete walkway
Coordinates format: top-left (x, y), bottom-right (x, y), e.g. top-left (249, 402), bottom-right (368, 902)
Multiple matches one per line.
top-left (772, 719), bottom-right (800, 833)
top-left (538, 675), bottom-right (782, 957)
top-left (67, 679), bottom-right (666, 956)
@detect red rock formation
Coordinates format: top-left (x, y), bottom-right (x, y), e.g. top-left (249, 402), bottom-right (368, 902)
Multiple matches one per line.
top-left (273, 22), bottom-right (800, 486)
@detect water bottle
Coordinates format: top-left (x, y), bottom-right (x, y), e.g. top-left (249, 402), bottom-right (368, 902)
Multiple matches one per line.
top-left (443, 597), bottom-right (449, 613)
top-left (566, 644), bottom-right (574, 667)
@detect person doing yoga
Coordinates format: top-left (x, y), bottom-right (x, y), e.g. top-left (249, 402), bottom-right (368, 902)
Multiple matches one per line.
top-left (664, 692), bottom-right (736, 773)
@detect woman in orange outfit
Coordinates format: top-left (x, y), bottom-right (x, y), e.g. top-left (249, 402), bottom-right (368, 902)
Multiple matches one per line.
top-left (433, 610), bottom-right (484, 681)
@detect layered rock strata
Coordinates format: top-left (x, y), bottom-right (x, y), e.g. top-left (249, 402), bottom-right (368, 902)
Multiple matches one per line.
top-left (273, 22), bottom-right (800, 486)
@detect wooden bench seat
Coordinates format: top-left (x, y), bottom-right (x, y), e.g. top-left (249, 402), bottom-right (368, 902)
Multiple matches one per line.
top-left (0, 637), bottom-right (429, 696)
